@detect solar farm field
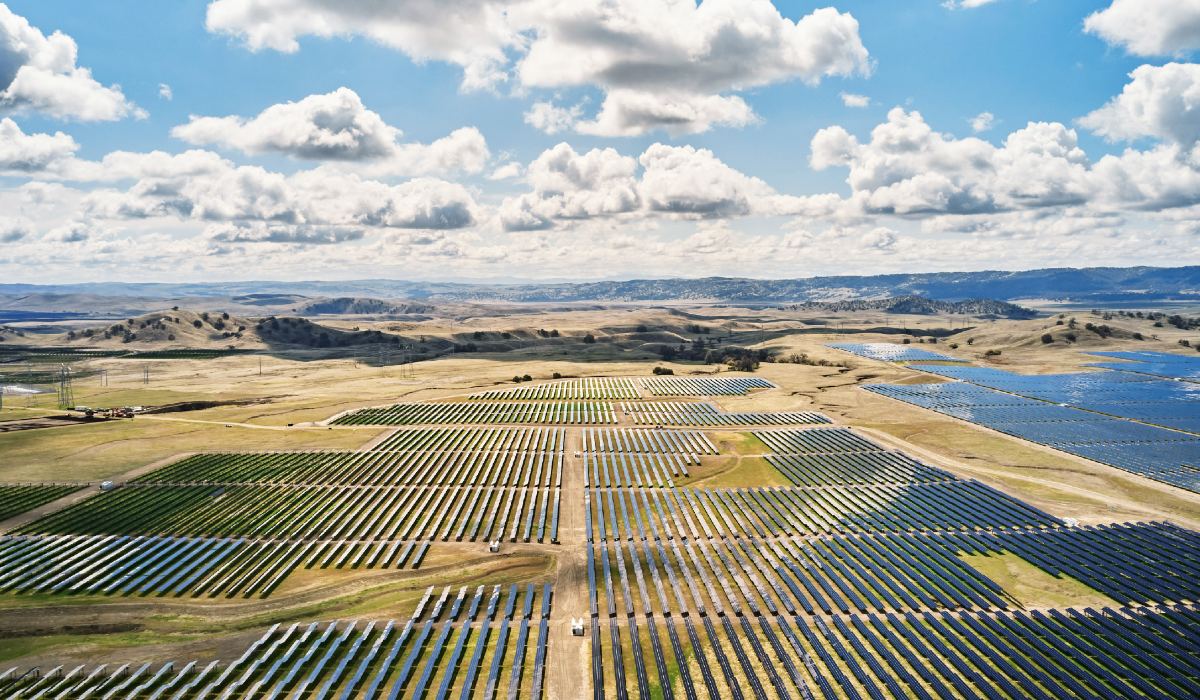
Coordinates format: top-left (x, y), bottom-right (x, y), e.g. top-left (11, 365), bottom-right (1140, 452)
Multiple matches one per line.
top-left (468, 376), bottom-right (776, 401)
top-left (4, 361), bottom-right (1200, 698)
top-left (910, 363), bottom-right (1200, 434)
top-left (5, 424), bottom-right (564, 599)
top-left (827, 342), bottom-right (966, 363)
top-left (332, 401), bottom-right (619, 425)
top-left (0, 583), bottom-right (555, 699)
top-left (1088, 350), bottom-right (1200, 382)
top-left (0, 484), bottom-right (82, 520)
top-left (585, 423), bottom-right (1200, 699)
top-left (866, 382), bottom-right (1200, 492)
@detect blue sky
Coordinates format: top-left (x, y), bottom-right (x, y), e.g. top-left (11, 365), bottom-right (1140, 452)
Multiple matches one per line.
top-left (1, 0), bottom-right (1198, 283)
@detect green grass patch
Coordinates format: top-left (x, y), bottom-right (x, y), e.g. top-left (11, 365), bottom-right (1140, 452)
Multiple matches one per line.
top-left (959, 551), bottom-right (1119, 609)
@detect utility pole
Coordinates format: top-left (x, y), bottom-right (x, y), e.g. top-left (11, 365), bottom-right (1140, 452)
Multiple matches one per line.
top-left (143, 364), bottom-right (149, 385)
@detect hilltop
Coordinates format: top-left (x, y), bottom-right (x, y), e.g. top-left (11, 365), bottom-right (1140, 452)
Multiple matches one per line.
top-left (785, 296), bottom-right (1038, 319)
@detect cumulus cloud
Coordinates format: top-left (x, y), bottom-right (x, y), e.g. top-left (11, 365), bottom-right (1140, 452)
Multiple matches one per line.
top-left (205, 221), bottom-right (365, 245)
top-left (811, 103), bottom-right (1200, 217)
top-left (1079, 63), bottom-right (1200, 147)
top-left (499, 142), bottom-right (640, 231)
top-left (576, 90), bottom-right (756, 137)
top-left (205, 0), bottom-right (518, 91)
top-left (158, 83), bottom-right (173, 101)
top-left (638, 143), bottom-right (790, 216)
top-left (523, 101), bottom-right (582, 134)
top-left (488, 161), bottom-right (522, 180)
top-left (1084, 0), bottom-right (1200, 57)
top-left (48, 221), bottom-right (93, 243)
top-left (0, 217), bottom-right (29, 242)
top-left (0, 4), bottom-right (143, 120)
top-left (205, 0), bottom-right (870, 136)
top-left (499, 140), bottom-right (808, 231)
top-left (83, 154), bottom-right (480, 233)
top-left (172, 88), bottom-right (489, 176)
top-left (970, 111), bottom-right (995, 133)
top-left (0, 117), bottom-right (78, 172)
top-left (840, 92), bottom-right (870, 108)
top-left (172, 88), bottom-right (399, 160)
top-left (518, 2), bottom-right (869, 135)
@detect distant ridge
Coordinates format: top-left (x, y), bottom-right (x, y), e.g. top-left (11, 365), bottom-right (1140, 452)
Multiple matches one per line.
top-left (785, 296), bottom-right (1038, 319)
top-left (2, 265), bottom-right (1198, 305)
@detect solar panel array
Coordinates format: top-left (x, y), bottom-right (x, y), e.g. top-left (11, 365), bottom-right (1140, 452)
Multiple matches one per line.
top-left (0, 582), bottom-right (555, 700)
top-left (469, 376), bottom-right (776, 400)
top-left (0, 484), bottom-right (81, 521)
top-left (912, 362), bottom-right (1200, 434)
top-left (586, 419), bottom-right (1200, 700)
top-left (471, 377), bottom-right (640, 400)
top-left (10, 425), bottom-right (564, 599)
top-left (866, 381), bottom-right (1200, 492)
top-left (333, 401), bottom-right (617, 425)
top-left (638, 376), bottom-right (775, 396)
top-left (1088, 350), bottom-right (1200, 382)
top-left (621, 401), bottom-right (830, 426)
top-left (828, 342), bottom-right (966, 363)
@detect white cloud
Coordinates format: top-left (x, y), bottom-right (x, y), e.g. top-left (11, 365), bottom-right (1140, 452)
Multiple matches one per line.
top-left (0, 216), bottom-right (29, 242)
top-left (518, 2), bottom-right (869, 135)
top-left (840, 92), bottom-right (870, 108)
top-left (942, 0), bottom-right (999, 9)
top-left (488, 161), bottom-right (522, 180)
top-left (499, 140), bottom-right (808, 231)
top-left (205, 0), bottom-right (518, 91)
top-left (1084, 0), bottom-right (1200, 57)
top-left (206, 0), bottom-right (870, 136)
top-left (172, 88), bottom-right (490, 176)
top-left (205, 221), bottom-right (365, 245)
top-left (158, 83), bottom-right (173, 101)
top-left (0, 3), bottom-right (143, 121)
top-left (575, 90), bottom-right (756, 137)
top-left (172, 87), bottom-right (399, 160)
top-left (0, 117), bottom-right (78, 173)
top-left (638, 143), bottom-right (792, 216)
top-left (378, 127), bottom-right (490, 177)
top-left (1079, 63), bottom-right (1200, 147)
top-left (83, 154), bottom-right (481, 233)
top-left (499, 142), bottom-right (640, 231)
top-left (970, 111), bottom-right (995, 133)
top-left (523, 101), bottom-right (582, 134)
top-left (810, 104), bottom-right (1200, 217)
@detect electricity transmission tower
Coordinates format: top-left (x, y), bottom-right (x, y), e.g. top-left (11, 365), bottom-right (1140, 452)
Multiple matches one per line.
top-left (58, 364), bottom-right (74, 410)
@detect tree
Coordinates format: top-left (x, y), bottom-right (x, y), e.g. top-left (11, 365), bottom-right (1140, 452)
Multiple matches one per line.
top-left (636, 324), bottom-right (648, 333)
top-left (192, 320), bottom-right (203, 329)
top-left (1040, 333), bottom-right (1053, 344)
top-left (583, 333), bottom-right (596, 344)
top-left (652, 366), bottom-right (673, 375)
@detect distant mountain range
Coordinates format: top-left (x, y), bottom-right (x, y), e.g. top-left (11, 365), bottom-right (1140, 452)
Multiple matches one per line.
top-left (2, 266), bottom-right (1198, 308)
top-left (785, 296), bottom-right (1038, 319)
